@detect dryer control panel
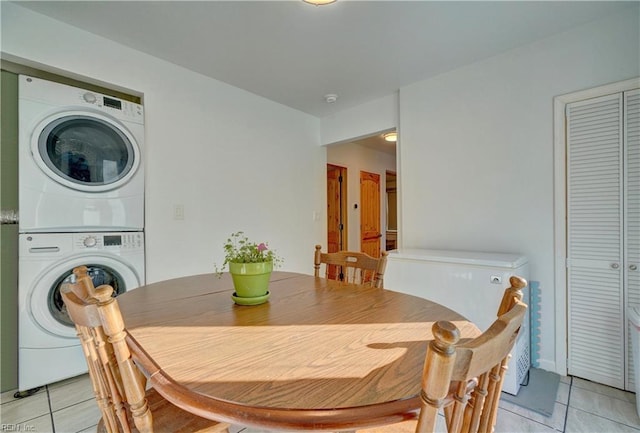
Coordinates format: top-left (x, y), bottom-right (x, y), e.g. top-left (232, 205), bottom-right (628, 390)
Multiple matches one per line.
top-left (79, 91), bottom-right (144, 122)
top-left (20, 75), bottom-right (144, 124)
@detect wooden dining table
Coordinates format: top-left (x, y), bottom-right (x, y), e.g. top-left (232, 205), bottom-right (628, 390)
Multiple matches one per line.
top-left (117, 271), bottom-right (481, 431)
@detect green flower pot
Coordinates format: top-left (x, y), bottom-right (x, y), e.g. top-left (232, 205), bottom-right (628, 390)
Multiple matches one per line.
top-left (229, 261), bottom-right (273, 299)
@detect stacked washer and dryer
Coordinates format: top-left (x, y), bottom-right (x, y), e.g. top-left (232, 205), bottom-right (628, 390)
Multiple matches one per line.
top-left (17, 76), bottom-right (146, 391)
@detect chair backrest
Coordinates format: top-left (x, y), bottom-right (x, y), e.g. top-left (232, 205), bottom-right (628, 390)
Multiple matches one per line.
top-left (314, 245), bottom-right (388, 288)
top-left (415, 276), bottom-right (528, 433)
top-left (61, 266), bottom-right (153, 433)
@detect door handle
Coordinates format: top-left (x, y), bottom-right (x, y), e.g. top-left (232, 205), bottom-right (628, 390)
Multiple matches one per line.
top-left (611, 263), bottom-right (620, 269)
top-left (29, 247), bottom-right (60, 253)
top-left (631, 265), bottom-right (638, 271)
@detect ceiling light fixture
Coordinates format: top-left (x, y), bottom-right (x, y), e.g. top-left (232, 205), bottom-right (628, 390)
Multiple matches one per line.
top-left (303, 0), bottom-right (337, 5)
top-left (383, 132), bottom-right (397, 142)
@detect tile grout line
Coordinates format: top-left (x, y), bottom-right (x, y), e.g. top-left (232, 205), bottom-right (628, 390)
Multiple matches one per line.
top-left (45, 384), bottom-right (56, 433)
top-left (561, 377), bottom-right (572, 432)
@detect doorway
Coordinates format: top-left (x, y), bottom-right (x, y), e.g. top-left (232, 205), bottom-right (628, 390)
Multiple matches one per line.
top-left (326, 129), bottom-right (398, 257)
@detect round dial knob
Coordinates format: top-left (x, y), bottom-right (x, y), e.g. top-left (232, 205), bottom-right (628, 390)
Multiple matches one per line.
top-left (83, 92), bottom-right (97, 104)
top-left (83, 236), bottom-right (97, 248)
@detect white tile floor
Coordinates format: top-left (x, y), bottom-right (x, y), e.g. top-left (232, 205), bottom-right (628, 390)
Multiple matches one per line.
top-left (1, 373), bottom-right (639, 433)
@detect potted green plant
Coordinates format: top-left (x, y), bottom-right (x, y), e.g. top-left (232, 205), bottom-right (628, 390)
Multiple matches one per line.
top-left (215, 231), bottom-right (283, 305)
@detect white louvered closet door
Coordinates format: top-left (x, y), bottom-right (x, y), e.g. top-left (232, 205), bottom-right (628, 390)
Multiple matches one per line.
top-left (625, 89), bottom-right (640, 390)
top-left (567, 89), bottom-right (640, 391)
top-left (567, 93), bottom-right (624, 389)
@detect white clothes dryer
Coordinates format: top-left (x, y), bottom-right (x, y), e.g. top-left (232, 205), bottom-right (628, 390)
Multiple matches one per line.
top-left (18, 75), bottom-right (145, 233)
top-left (18, 232), bottom-right (145, 391)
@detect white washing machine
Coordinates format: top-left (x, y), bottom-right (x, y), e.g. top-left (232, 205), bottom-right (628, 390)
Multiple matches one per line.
top-left (18, 75), bottom-right (144, 233)
top-left (18, 232), bottom-right (145, 391)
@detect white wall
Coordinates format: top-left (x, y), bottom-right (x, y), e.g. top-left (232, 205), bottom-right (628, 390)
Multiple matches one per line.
top-left (398, 6), bottom-right (640, 372)
top-left (327, 143), bottom-right (396, 251)
top-left (2, 3), bottom-right (326, 282)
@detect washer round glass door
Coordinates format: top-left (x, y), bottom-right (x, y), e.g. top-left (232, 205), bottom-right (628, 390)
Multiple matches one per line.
top-left (29, 256), bottom-right (141, 339)
top-left (49, 265), bottom-right (125, 328)
top-left (31, 110), bottom-right (141, 192)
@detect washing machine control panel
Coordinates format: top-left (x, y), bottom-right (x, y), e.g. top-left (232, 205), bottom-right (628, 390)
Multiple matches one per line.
top-left (74, 232), bottom-right (144, 251)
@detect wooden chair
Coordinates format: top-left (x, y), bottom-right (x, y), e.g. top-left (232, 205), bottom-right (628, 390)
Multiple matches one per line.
top-left (60, 266), bottom-right (230, 433)
top-left (358, 276), bottom-right (528, 433)
top-left (314, 245), bottom-right (389, 288)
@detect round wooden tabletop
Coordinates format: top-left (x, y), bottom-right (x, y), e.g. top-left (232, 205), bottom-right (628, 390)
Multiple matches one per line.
top-left (118, 272), bottom-right (480, 431)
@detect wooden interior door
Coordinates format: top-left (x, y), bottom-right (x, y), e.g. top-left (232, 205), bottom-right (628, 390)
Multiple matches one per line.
top-left (327, 165), bottom-right (347, 279)
top-left (327, 165), bottom-right (346, 253)
top-left (360, 171), bottom-right (381, 258)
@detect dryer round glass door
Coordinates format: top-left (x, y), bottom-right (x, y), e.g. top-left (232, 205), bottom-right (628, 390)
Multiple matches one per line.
top-left (31, 110), bottom-right (141, 192)
top-left (28, 256), bottom-right (142, 339)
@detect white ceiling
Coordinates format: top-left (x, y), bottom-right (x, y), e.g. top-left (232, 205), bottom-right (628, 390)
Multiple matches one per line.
top-left (14, 1), bottom-right (631, 120)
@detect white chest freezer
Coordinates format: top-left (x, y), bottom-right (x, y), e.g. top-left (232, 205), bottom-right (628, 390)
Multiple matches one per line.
top-left (385, 248), bottom-right (530, 395)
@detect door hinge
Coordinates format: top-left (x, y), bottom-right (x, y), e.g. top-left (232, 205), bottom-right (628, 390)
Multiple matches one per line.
top-left (338, 175), bottom-right (343, 183)
top-left (339, 223), bottom-right (344, 231)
